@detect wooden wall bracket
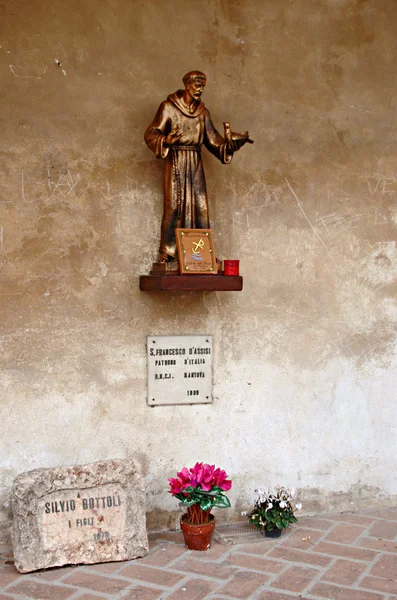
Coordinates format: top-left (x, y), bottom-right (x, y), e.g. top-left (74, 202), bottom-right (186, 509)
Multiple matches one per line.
top-left (139, 274), bottom-right (243, 292)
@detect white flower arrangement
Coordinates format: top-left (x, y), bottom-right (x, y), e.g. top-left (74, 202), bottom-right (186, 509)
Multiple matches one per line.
top-left (247, 485), bottom-right (302, 532)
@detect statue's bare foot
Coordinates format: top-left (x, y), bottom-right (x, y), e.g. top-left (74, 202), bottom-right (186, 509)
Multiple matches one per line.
top-left (158, 253), bottom-right (169, 263)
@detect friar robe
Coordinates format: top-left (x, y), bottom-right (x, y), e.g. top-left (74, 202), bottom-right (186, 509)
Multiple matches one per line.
top-left (144, 90), bottom-right (233, 259)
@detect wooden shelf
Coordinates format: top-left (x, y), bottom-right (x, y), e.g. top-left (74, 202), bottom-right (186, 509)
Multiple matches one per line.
top-left (139, 274), bottom-right (243, 292)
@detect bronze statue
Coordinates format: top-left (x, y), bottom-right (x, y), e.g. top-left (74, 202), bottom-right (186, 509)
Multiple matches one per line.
top-left (144, 71), bottom-right (253, 264)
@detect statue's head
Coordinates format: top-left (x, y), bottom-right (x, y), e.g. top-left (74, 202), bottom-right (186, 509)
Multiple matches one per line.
top-left (182, 71), bottom-right (207, 87)
top-left (182, 71), bottom-right (207, 103)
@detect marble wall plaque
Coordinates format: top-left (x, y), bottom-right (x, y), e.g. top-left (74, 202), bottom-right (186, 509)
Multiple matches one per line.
top-left (12, 459), bottom-right (149, 573)
top-left (147, 335), bottom-right (212, 406)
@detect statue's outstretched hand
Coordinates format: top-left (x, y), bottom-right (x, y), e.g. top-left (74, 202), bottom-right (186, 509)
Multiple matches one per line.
top-left (227, 137), bottom-right (251, 152)
top-left (164, 128), bottom-right (183, 147)
top-left (224, 122), bottom-right (254, 153)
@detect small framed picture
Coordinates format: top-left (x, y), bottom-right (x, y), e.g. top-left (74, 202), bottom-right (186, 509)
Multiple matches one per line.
top-left (176, 229), bottom-right (217, 275)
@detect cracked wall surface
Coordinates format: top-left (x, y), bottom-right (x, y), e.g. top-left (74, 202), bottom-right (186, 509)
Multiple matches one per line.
top-left (1, 0), bottom-right (396, 539)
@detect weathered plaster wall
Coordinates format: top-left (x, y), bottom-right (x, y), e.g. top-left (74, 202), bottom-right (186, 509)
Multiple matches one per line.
top-left (1, 0), bottom-right (396, 540)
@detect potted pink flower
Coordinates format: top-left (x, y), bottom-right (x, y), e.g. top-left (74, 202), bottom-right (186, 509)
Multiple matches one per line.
top-left (168, 462), bottom-right (232, 550)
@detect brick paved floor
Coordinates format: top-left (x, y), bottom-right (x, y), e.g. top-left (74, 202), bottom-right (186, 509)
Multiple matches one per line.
top-left (1, 508), bottom-right (396, 599)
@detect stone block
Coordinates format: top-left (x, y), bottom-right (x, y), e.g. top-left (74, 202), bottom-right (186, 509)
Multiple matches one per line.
top-left (12, 459), bottom-right (149, 572)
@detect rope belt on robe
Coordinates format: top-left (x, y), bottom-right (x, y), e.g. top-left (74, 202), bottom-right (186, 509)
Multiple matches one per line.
top-left (171, 146), bottom-right (201, 219)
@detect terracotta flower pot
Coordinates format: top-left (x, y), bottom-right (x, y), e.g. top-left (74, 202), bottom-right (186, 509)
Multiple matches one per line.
top-left (180, 513), bottom-right (215, 551)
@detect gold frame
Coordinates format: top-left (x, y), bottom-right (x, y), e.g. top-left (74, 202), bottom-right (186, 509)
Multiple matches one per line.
top-left (176, 228), bottom-right (217, 275)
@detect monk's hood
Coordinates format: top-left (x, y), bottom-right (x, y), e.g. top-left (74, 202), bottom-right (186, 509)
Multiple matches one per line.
top-left (168, 90), bottom-right (205, 117)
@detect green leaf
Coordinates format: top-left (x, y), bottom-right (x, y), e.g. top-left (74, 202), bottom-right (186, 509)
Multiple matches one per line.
top-left (213, 494), bottom-right (231, 509)
top-left (249, 518), bottom-right (262, 531)
top-left (267, 512), bottom-right (276, 523)
top-left (199, 498), bottom-right (213, 512)
top-left (181, 497), bottom-right (198, 507)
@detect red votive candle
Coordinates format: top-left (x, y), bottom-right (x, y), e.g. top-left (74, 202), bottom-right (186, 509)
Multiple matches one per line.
top-left (223, 260), bottom-right (239, 276)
